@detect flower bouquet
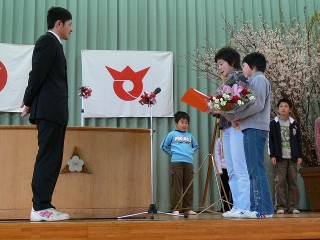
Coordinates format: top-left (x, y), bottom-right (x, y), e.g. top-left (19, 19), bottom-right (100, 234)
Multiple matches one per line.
top-left (78, 86), bottom-right (92, 99)
top-left (207, 83), bottom-right (255, 113)
top-left (78, 86), bottom-right (92, 126)
top-left (138, 90), bottom-right (158, 106)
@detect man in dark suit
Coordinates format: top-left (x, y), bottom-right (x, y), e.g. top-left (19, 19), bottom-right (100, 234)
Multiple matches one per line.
top-left (21, 6), bottom-right (73, 222)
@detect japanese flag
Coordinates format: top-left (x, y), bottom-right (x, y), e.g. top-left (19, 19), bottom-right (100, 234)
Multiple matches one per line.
top-left (0, 43), bottom-right (34, 112)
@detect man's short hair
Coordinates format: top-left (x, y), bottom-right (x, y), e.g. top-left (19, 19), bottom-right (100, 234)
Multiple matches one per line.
top-left (47, 7), bottom-right (72, 30)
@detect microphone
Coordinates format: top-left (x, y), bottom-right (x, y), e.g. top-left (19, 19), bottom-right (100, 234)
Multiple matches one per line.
top-left (152, 87), bottom-right (161, 95)
top-left (139, 87), bottom-right (161, 105)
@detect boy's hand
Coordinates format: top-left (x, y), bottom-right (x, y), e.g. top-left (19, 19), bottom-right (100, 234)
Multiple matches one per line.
top-left (271, 157), bottom-right (277, 165)
top-left (297, 158), bottom-right (302, 165)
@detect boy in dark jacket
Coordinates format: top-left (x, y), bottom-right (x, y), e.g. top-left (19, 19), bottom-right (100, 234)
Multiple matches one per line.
top-left (269, 98), bottom-right (302, 214)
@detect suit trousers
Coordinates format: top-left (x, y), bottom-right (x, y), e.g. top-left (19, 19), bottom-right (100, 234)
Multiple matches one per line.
top-left (32, 119), bottom-right (66, 211)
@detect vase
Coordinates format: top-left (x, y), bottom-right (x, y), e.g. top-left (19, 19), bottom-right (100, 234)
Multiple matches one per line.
top-left (300, 166), bottom-right (320, 211)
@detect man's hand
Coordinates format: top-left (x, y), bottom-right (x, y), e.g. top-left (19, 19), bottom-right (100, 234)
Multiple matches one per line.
top-left (271, 157), bottom-right (277, 165)
top-left (20, 101), bottom-right (30, 117)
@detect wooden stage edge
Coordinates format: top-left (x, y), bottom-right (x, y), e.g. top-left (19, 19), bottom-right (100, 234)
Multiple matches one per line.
top-left (1, 212), bottom-right (320, 240)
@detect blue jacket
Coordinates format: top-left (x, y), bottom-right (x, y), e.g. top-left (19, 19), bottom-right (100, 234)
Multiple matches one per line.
top-left (269, 116), bottom-right (302, 162)
top-left (160, 130), bottom-right (199, 164)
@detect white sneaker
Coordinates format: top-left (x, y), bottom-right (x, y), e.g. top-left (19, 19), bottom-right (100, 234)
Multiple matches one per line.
top-left (241, 211), bottom-right (273, 219)
top-left (222, 208), bottom-right (239, 218)
top-left (223, 209), bottom-right (249, 218)
top-left (276, 209), bottom-right (285, 214)
top-left (187, 210), bottom-right (197, 215)
top-left (292, 209), bottom-right (300, 214)
top-left (172, 210), bottom-right (180, 215)
top-left (30, 208), bottom-right (70, 222)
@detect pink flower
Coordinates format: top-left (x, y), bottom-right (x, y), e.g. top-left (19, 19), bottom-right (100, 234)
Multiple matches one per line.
top-left (218, 83), bottom-right (243, 97)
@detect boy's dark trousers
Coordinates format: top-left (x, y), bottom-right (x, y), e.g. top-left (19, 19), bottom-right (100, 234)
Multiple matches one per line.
top-left (170, 162), bottom-right (194, 212)
top-left (274, 159), bottom-right (300, 212)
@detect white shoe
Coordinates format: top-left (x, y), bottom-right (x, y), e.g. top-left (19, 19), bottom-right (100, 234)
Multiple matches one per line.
top-left (172, 211), bottom-right (180, 215)
top-left (30, 208), bottom-right (70, 222)
top-left (292, 209), bottom-right (300, 214)
top-left (187, 210), bottom-right (197, 215)
top-left (241, 211), bottom-right (273, 218)
top-left (223, 209), bottom-right (249, 218)
top-left (276, 209), bottom-right (285, 214)
top-left (222, 208), bottom-right (239, 218)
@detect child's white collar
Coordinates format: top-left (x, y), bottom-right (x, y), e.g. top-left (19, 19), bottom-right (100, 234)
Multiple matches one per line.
top-left (274, 116), bottom-right (294, 123)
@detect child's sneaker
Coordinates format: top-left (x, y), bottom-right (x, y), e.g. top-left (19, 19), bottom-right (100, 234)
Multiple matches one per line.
top-left (222, 208), bottom-right (238, 218)
top-left (276, 209), bottom-right (285, 214)
top-left (241, 211), bottom-right (273, 218)
top-left (292, 209), bottom-right (300, 214)
top-left (30, 208), bottom-right (70, 221)
top-left (232, 210), bottom-right (252, 218)
top-left (187, 210), bottom-right (197, 215)
top-left (222, 208), bottom-right (243, 218)
top-left (172, 210), bottom-right (180, 215)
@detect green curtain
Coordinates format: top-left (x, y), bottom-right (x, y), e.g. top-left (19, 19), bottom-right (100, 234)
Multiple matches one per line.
top-left (0, 0), bottom-right (319, 211)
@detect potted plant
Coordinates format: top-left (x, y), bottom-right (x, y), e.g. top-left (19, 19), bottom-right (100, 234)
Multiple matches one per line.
top-left (299, 117), bottom-right (320, 211)
top-left (185, 12), bottom-right (320, 210)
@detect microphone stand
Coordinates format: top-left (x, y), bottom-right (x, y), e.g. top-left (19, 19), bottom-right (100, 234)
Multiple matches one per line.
top-left (118, 94), bottom-right (183, 219)
top-left (148, 103), bottom-right (157, 217)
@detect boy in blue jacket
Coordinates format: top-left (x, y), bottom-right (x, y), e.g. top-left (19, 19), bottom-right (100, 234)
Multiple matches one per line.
top-left (160, 111), bottom-right (199, 215)
top-left (269, 98), bottom-right (302, 214)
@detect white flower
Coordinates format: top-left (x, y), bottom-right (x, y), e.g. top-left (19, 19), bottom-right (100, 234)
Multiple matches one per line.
top-left (249, 96), bottom-right (255, 100)
top-left (222, 93), bottom-right (230, 99)
top-left (237, 100), bottom-right (244, 106)
top-left (67, 155), bottom-right (84, 172)
top-left (214, 104), bottom-right (220, 109)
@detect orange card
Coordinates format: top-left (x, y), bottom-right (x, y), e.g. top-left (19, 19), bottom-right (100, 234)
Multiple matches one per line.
top-left (180, 88), bottom-right (208, 112)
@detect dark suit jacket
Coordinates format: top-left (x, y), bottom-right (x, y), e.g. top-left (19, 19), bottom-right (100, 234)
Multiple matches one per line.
top-left (23, 32), bottom-right (69, 126)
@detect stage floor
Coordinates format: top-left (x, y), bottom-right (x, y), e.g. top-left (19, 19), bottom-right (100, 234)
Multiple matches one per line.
top-left (1, 212), bottom-right (320, 239)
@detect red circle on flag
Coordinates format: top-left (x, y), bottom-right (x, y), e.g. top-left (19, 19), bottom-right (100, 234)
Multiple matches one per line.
top-left (0, 61), bottom-right (8, 92)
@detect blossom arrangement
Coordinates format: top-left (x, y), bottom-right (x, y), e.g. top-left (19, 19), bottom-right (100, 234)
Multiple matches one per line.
top-left (207, 83), bottom-right (255, 112)
top-left (186, 12), bottom-right (320, 167)
top-left (78, 86), bottom-right (92, 99)
top-left (227, 19), bottom-right (320, 167)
